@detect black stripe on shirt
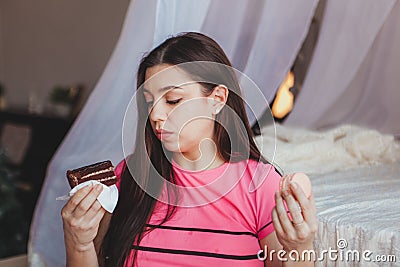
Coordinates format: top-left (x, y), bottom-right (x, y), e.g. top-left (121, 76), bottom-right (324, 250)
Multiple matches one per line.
top-left (146, 223), bottom-right (257, 237)
top-left (132, 245), bottom-right (260, 260)
top-left (257, 220), bottom-right (273, 235)
top-left (257, 211), bottom-right (291, 235)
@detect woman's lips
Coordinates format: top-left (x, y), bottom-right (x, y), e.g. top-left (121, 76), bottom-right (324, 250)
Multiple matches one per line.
top-left (156, 130), bottom-right (173, 140)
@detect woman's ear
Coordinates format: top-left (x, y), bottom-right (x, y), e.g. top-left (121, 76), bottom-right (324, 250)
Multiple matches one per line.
top-left (210, 84), bottom-right (229, 115)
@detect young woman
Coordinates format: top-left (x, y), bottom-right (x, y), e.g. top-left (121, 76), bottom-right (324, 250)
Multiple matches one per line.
top-left (61, 32), bottom-right (318, 267)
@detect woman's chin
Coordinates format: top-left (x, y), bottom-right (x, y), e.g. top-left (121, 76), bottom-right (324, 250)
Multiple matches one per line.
top-left (161, 142), bottom-right (179, 153)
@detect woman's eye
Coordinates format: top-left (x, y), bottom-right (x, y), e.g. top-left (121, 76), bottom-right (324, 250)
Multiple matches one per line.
top-left (166, 99), bottom-right (182, 105)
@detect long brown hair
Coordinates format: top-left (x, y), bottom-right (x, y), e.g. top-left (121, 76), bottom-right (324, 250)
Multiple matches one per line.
top-left (102, 32), bottom-right (272, 266)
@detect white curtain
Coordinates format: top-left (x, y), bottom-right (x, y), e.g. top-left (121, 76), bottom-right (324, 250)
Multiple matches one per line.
top-left (28, 0), bottom-right (319, 266)
top-left (201, 0), bottom-right (319, 124)
top-left (284, 0), bottom-right (400, 136)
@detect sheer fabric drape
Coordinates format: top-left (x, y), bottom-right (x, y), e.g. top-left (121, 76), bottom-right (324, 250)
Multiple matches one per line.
top-left (284, 0), bottom-right (400, 136)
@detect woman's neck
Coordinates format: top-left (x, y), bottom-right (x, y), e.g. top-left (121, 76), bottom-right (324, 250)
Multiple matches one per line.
top-left (172, 140), bottom-right (224, 171)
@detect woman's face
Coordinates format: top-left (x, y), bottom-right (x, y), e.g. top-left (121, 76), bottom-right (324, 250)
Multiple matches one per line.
top-left (143, 64), bottom-right (217, 160)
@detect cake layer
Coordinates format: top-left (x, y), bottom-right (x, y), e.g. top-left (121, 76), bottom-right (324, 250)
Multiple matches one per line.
top-left (77, 171), bottom-right (117, 186)
top-left (66, 160), bottom-right (116, 188)
top-left (68, 161), bottom-right (113, 177)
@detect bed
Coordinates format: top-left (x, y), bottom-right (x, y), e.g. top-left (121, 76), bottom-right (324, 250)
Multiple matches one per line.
top-left (255, 124), bottom-right (400, 266)
top-left (311, 162), bottom-right (399, 266)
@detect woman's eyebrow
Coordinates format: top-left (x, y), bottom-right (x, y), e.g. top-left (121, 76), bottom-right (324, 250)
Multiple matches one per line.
top-left (143, 85), bottom-right (183, 94)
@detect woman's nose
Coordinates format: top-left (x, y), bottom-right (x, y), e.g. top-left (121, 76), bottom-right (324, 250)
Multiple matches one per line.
top-left (149, 99), bottom-right (168, 122)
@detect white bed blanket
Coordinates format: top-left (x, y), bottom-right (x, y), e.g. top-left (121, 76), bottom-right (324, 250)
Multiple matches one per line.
top-left (254, 124), bottom-right (400, 175)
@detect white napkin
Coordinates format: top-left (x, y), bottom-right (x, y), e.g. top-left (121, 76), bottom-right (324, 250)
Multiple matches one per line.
top-left (56, 180), bottom-right (119, 213)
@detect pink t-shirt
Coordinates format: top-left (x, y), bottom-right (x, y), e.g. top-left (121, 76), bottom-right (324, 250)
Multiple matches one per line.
top-left (114, 158), bottom-right (282, 266)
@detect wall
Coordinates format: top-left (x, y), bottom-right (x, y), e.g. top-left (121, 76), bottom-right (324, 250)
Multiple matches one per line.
top-left (0, 2), bottom-right (4, 84)
top-left (0, 0), bottom-right (130, 112)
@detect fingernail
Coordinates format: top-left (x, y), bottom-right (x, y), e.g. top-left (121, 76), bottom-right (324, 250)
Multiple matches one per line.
top-left (96, 184), bottom-right (103, 191)
top-left (290, 181), bottom-right (298, 189)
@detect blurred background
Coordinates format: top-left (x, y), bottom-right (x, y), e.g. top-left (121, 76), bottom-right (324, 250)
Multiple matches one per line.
top-left (0, 0), bottom-right (130, 259)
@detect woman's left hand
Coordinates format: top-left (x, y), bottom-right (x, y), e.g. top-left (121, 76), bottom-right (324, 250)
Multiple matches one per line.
top-left (271, 180), bottom-right (318, 253)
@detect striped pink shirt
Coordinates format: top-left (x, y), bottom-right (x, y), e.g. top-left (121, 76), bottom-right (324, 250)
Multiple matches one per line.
top-left (114, 158), bottom-right (282, 266)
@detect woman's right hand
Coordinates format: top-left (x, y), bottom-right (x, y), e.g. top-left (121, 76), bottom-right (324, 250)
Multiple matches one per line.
top-left (61, 183), bottom-right (105, 252)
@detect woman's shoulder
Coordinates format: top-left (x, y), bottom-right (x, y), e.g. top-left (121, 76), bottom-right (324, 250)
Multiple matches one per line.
top-left (233, 158), bottom-right (280, 176)
top-left (231, 158), bottom-right (282, 191)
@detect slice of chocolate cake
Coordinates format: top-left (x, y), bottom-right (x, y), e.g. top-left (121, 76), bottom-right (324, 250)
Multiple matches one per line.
top-left (66, 160), bottom-right (116, 188)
